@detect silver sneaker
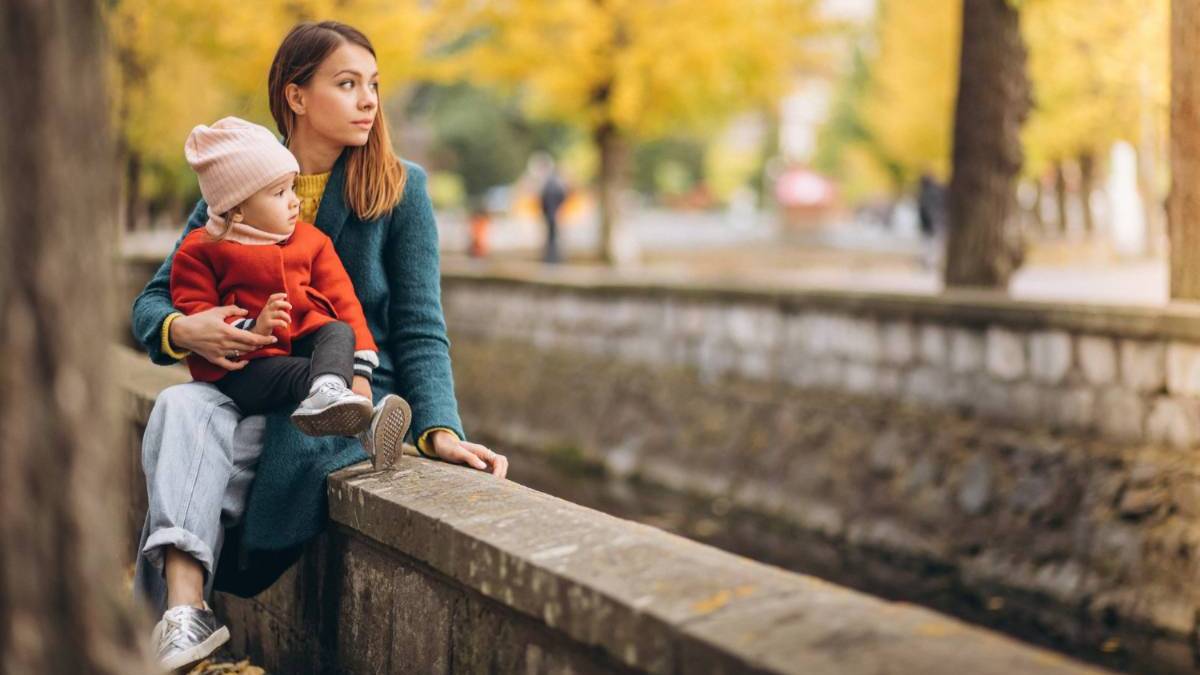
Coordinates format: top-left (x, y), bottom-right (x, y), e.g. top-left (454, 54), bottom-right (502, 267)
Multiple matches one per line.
top-left (150, 602), bottom-right (230, 672)
top-left (291, 381), bottom-right (374, 437)
top-left (357, 394), bottom-right (412, 471)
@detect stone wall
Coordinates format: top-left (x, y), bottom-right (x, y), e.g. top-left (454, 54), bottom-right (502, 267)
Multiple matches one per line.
top-left (442, 265), bottom-right (1200, 450)
top-left (440, 264), bottom-right (1200, 673)
top-left (118, 347), bottom-right (1101, 675)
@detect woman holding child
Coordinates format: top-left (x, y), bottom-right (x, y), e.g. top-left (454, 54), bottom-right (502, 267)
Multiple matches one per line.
top-left (130, 20), bottom-right (507, 671)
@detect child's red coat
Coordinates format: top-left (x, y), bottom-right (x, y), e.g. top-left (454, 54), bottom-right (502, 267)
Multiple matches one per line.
top-left (170, 220), bottom-right (378, 382)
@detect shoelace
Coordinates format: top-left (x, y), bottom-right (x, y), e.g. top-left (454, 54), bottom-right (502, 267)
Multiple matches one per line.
top-left (317, 381), bottom-right (349, 398)
top-left (158, 607), bottom-right (204, 654)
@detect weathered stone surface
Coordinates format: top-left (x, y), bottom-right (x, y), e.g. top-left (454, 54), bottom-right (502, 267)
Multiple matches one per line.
top-left (1146, 397), bottom-right (1200, 449)
top-left (1029, 330), bottom-right (1072, 384)
top-left (1077, 336), bottom-right (1117, 386)
top-left (986, 327), bottom-right (1027, 381)
top-left (1120, 339), bottom-right (1166, 393)
top-left (881, 320), bottom-right (917, 365)
top-left (1095, 387), bottom-right (1146, 441)
top-left (949, 328), bottom-right (985, 374)
top-left (918, 324), bottom-right (949, 366)
top-left (1167, 342), bottom-right (1200, 396)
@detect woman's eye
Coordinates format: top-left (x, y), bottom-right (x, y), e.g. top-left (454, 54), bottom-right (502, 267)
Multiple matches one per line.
top-left (371, 82), bottom-right (379, 91)
top-left (340, 80), bottom-right (354, 89)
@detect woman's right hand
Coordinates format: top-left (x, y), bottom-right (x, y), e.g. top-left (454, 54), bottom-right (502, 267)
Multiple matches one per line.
top-left (169, 306), bottom-right (278, 371)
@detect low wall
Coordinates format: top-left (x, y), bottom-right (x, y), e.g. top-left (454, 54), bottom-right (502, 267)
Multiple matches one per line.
top-left (119, 347), bottom-right (1101, 674)
top-left (440, 262), bottom-right (1200, 673)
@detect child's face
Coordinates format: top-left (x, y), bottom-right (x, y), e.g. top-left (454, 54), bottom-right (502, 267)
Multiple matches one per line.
top-left (235, 173), bottom-right (299, 235)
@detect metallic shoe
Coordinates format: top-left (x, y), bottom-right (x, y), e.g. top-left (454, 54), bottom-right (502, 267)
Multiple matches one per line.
top-left (357, 394), bottom-right (412, 471)
top-left (151, 602), bottom-right (230, 672)
top-left (291, 381), bottom-right (374, 437)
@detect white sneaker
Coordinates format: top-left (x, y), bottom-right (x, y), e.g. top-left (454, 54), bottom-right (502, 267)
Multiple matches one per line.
top-left (151, 601), bottom-right (230, 672)
top-left (290, 381), bottom-right (374, 437)
top-left (357, 394), bottom-right (412, 471)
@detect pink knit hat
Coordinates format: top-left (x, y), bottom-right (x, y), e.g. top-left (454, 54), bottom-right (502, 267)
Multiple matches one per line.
top-left (184, 116), bottom-right (299, 218)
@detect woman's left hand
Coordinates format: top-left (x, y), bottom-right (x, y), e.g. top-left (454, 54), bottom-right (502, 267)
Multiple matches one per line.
top-left (430, 431), bottom-right (508, 479)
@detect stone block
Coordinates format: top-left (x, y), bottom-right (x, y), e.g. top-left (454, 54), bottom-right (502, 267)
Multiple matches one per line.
top-left (1120, 339), bottom-right (1166, 393)
top-left (918, 324), bottom-right (948, 366)
top-left (1146, 396), bottom-right (1200, 449)
top-left (881, 320), bottom-right (916, 365)
top-left (1095, 387), bottom-right (1146, 441)
top-left (949, 328), bottom-right (985, 374)
top-left (986, 327), bottom-right (1026, 381)
top-left (1053, 386), bottom-right (1096, 431)
top-left (1028, 330), bottom-right (1072, 384)
top-left (834, 316), bottom-right (883, 363)
top-left (1167, 342), bottom-right (1200, 396)
top-left (1077, 336), bottom-right (1117, 386)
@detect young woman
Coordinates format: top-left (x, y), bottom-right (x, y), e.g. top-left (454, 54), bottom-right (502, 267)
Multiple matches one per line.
top-left (130, 21), bottom-right (508, 671)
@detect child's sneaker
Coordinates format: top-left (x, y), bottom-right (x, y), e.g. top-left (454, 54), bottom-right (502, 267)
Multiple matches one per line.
top-left (357, 394), bottom-right (412, 471)
top-left (290, 381), bottom-right (374, 437)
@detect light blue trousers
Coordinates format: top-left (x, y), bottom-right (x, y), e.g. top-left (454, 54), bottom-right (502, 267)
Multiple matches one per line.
top-left (131, 382), bottom-right (264, 616)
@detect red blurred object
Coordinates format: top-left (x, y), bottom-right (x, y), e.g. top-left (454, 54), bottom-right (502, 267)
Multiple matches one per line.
top-left (469, 212), bottom-right (490, 258)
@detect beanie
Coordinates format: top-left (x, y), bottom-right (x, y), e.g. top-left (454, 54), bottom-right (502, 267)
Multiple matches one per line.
top-left (184, 116), bottom-right (300, 217)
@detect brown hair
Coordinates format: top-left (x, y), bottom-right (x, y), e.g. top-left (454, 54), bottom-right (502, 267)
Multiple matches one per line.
top-left (268, 21), bottom-right (406, 221)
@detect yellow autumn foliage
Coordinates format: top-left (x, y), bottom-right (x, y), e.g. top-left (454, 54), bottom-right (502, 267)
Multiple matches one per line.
top-left (436, 0), bottom-right (827, 139)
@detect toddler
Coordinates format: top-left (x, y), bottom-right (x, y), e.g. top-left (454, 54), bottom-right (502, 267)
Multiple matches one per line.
top-left (170, 117), bottom-right (403, 447)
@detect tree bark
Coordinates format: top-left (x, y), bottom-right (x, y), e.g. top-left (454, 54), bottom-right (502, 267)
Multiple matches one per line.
top-left (593, 122), bottom-right (636, 266)
top-left (1170, 0), bottom-right (1200, 298)
top-left (943, 0), bottom-right (1031, 288)
top-left (0, 1), bottom-right (153, 672)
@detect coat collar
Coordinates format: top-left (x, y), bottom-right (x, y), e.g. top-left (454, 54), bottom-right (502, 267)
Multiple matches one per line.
top-left (314, 149), bottom-right (351, 243)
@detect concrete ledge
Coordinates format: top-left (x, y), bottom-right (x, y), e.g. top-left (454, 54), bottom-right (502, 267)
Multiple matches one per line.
top-left (442, 260), bottom-right (1200, 341)
top-left (116, 344), bottom-right (1105, 674)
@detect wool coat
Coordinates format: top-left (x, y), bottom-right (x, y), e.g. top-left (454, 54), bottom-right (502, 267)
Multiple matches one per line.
top-left (132, 152), bottom-right (465, 596)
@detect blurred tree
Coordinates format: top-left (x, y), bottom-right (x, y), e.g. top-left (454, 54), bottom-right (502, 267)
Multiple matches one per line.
top-left (1, 0), bottom-right (152, 671)
top-left (633, 138), bottom-right (705, 202)
top-left (1023, 0), bottom-right (1168, 236)
top-left (437, 0), bottom-right (825, 264)
top-left (859, 0), bottom-right (961, 190)
top-left (943, 0), bottom-right (1031, 288)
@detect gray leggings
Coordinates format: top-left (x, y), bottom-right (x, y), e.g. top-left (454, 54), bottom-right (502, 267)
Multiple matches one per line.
top-left (132, 382), bottom-right (264, 616)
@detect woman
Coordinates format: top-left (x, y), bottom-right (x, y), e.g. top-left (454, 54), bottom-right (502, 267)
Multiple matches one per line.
top-left (131, 21), bottom-right (508, 671)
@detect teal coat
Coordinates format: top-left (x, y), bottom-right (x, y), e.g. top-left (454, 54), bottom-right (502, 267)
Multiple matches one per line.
top-left (132, 152), bottom-right (465, 590)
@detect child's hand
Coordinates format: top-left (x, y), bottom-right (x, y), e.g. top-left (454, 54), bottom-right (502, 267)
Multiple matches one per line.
top-left (254, 292), bottom-right (291, 336)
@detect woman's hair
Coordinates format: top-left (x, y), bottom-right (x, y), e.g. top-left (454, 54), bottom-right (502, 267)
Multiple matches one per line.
top-left (268, 21), bottom-right (406, 221)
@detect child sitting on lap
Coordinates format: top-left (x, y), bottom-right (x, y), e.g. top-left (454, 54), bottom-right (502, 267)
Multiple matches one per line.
top-left (170, 116), bottom-right (399, 443)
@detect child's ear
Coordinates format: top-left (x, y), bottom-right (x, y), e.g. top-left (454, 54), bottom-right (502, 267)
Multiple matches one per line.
top-left (230, 208), bottom-right (244, 223)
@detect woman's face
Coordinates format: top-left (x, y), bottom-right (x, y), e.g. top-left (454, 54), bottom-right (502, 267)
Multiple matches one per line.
top-left (296, 43), bottom-right (379, 148)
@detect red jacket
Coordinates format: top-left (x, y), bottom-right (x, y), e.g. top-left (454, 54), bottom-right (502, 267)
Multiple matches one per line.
top-left (170, 221), bottom-right (378, 382)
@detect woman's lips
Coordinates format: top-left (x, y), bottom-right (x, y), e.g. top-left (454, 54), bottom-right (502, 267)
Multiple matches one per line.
top-left (352, 120), bottom-right (373, 129)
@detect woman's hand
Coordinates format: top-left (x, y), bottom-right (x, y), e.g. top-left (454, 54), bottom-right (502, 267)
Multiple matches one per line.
top-left (169, 306), bottom-right (277, 371)
top-left (430, 430), bottom-right (508, 479)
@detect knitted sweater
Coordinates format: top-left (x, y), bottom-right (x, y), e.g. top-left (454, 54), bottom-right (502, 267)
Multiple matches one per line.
top-left (132, 152), bottom-right (466, 592)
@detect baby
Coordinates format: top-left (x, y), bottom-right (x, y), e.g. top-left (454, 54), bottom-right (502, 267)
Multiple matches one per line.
top-left (170, 116), bottom-right (397, 443)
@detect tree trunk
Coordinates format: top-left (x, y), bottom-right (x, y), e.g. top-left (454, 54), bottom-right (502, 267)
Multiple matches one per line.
top-left (593, 122), bottom-right (636, 266)
top-left (943, 0), bottom-right (1031, 288)
top-left (0, 1), bottom-right (152, 672)
top-left (1170, 0), bottom-right (1200, 298)
top-left (1079, 151), bottom-right (1096, 235)
top-left (1054, 161), bottom-right (1069, 236)
top-left (1030, 177), bottom-right (1045, 233)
